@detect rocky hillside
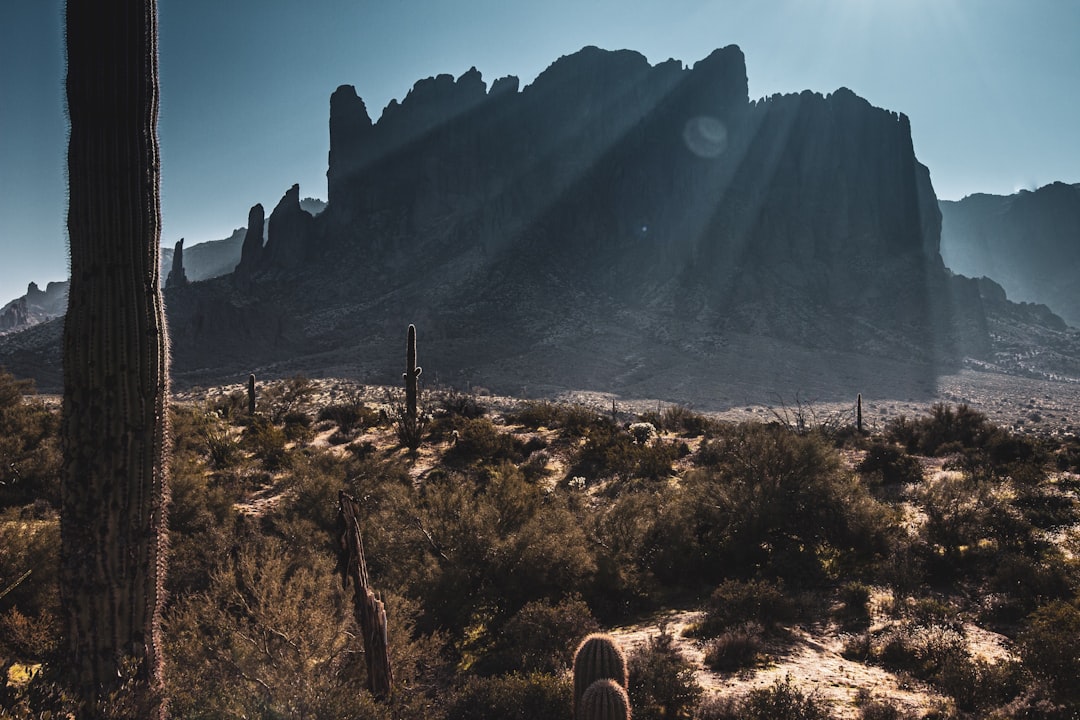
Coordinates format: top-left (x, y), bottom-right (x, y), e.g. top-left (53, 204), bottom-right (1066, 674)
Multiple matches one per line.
top-left (940, 182), bottom-right (1080, 327)
top-left (2, 46), bottom-right (1075, 399)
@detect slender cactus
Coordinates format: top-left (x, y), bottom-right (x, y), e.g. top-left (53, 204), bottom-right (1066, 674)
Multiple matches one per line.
top-left (579, 679), bottom-right (632, 720)
top-left (857, 393), bottom-right (863, 433)
top-left (573, 633), bottom-right (628, 718)
top-left (403, 324), bottom-right (422, 419)
top-left (61, 0), bottom-right (170, 715)
top-left (248, 373), bottom-right (257, 415)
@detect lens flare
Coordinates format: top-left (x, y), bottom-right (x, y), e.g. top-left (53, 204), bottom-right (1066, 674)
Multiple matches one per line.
top-left (683, 116), bottom-right (728, 158)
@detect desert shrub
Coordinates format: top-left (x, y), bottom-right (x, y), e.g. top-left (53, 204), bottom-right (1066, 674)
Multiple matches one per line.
top-left (1012, 483), bottom-right (1079, 530)
top-left (858, 442), bottom-right (923, 485)
top-left (854, 689), bottom-right (914, 720)
top-left (163, 531), bottom-right (379, 719)
top-left (510, 401), bottom-right (602, 437)
top-left (242, 415), bottom-right (289, 471)
top-left (702, 623), bottom-right (766, 672)
top-left (166, 449), bottom-right (236, 597)
top-left (987, 551), bottom-right (1076, 621)
top-left (695, 578), bottom-right (795, 638)
top-left (411, 464), bottom-right (596, 638)
top-left (434, 390), bottom-right (487, 419)
top-left (1019, 600), bottom-right (1080, 706)
top-left (693, 437), bottom-right (727, 467)
top-left (318, 400), bottom-right (380, 434)
top-left (445, 672), bottom-right (570, 720)
top-left (916, 472), bottom-right (1021, 573)
top-left (887, 403), bottom-right (995, 456)
top-left (0, 509), bottom-right (59, 624)
top-left (650, 424), bottom-right (897, 589)
top-left (200, 423), bottom-right (242, 469)
top-left (443, 417), bottom-right (524, 467)
top-left (484, 595), bottom-right (599, 674)
top-left (572, 422), bottom-right (679, 483)
top-left (858, 623), bottom-right (1025, 712)
top-left (739, 676), bottom-right (835, 720)
top-left (627, 626), bottom-right (702, 720)
top-left (509, 401), bottom-right (562, 429)
top-left (588, 490), bottom-right (669, 620)
top-left (837, 581), bottom-right (873, 628)
top-left (206, 387), bottom-right (248, 420)
top-left (641, 405), bottom-right (715, 437)
top-left (0, 370), bottom-right (61, 510)
top-left (260, 375), bottom-right (317, 423)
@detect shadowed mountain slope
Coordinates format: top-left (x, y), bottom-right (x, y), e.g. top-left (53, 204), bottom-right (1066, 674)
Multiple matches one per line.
top-left (940, 182), bottom-right (1080, 327)
top-left (3, 46), bottom-right (1074, 402)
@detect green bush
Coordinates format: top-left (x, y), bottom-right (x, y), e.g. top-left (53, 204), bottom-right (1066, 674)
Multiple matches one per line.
top-left (857, 443), bottom-right (923, 485)
top-left (572, 423), bottom-right (678, 482)
top-left (434, 390), bottom-right (487, 420)
top-left (706, 676), bottom-right (835, 720)
top-left (695, 579), bottom-right (795, 638)
top-left (1019, 600), bottom-right (1080, 705)
top-left (627, 626), bottom-right (702, 720)
top-left (445, 672), bottom-right (570, 720)
top-left (509, 401), bottom-right (602, 437)
top-left (702, 623), bottom-right (765, 672)
top-left (0, 370), bottom-right (61, 510)
top-left (318, 400), bottom-right (380, 434)
top-left (443, 417), bottom-right (525, 467)
top-left (485, 595), bottom-right (599, 674)
top-left (242, 415), bottom-right (290, 471)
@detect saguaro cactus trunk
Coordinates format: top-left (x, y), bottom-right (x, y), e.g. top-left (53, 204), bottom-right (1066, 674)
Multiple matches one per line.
top-left (62, 0), bottom-right (170, 716)
top-left (336, 491), bottom-right (394, 699)
top-left (404, 324), bottom-right (422, 419)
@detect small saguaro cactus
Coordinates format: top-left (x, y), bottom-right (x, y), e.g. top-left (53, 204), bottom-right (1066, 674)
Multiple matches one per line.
top-left (857, 393), bottom-right (863, 433)
top-left (579, 679), bottom-right (632, 720)
top-left (403, 324), bottom-right (422, 419)
top-left (573, 633), bottom-right (628, 718)
top-left (248, 373), bottom-right (257, 415)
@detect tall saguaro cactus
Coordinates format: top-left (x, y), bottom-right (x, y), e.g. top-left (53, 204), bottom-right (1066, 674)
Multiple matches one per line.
top-left (403, 324), bottom-right (422, 419)
top-left (62, 0), bottom-right (170, 716)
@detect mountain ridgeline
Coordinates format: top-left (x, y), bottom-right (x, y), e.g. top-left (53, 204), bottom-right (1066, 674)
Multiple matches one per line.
top-left (940, 182), bottom-right (1080, 328)
top-left (3, 46), bottom-right (1072, 400)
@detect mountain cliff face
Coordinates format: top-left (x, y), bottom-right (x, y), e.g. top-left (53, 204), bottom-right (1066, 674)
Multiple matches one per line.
top-left (2, 46), bottom-right (1072, 399)
top-left (940, 183), bottom-right (1080, 327)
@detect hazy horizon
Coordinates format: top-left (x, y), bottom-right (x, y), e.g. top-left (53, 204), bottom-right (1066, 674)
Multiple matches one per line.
top-left (2, 0), bottom-right (1079, 304)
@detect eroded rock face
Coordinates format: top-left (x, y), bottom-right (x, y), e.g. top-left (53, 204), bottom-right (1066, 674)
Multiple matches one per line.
top-left (263, 184), bottom-right (315, 269)
top-left (6, 45), bottom-right (1074, 395)
top-left (182, 45), bottom-right (1023, 378)
top-left (234, 203), bottom-right (266, 279)
top-left (0, 281), bottom-right (69, 335)
top-left (165, 238), bottom-right (189, 288)
top-left (941, 182), bottom-right (1080, 327)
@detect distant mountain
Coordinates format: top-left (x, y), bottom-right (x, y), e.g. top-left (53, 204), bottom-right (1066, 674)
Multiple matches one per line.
top-left (0, 199), bottom-right (325, 336)
top-left (940, 182), bottom-right (1080, 327)
top-left (0, 281), bottom-right (68, 334)
top-left (2, 47), bottom-right (1075, 401)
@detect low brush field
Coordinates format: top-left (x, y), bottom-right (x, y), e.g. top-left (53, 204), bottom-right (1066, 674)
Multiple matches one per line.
top-left (3, 370), bottom-right (1080, 719)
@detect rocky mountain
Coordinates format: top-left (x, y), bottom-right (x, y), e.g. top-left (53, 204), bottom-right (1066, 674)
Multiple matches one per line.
top-left (0, 281), bottom-right (68, 334)
top-left (2, 46), bottom-right (1075, 403)
top-left (0, 200), bottom-right (324, 336)
top-left (940, 182), bottom-right (1080, 327)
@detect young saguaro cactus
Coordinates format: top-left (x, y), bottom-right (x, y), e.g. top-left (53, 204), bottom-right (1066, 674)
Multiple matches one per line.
top-left (573, 633), bottom-right (628, 718)
top-left (248, 373), bottom-right (257, 416)
top-left (579, 679), bottom-right (632, 720)
top-left (857, 392), bottom-right (864, 433)
top-left (403, 324), bottom-right (422, 419)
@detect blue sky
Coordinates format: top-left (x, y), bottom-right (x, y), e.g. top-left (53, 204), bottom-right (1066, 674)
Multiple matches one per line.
top-left (2, 0), bottom-right (1078, 304)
